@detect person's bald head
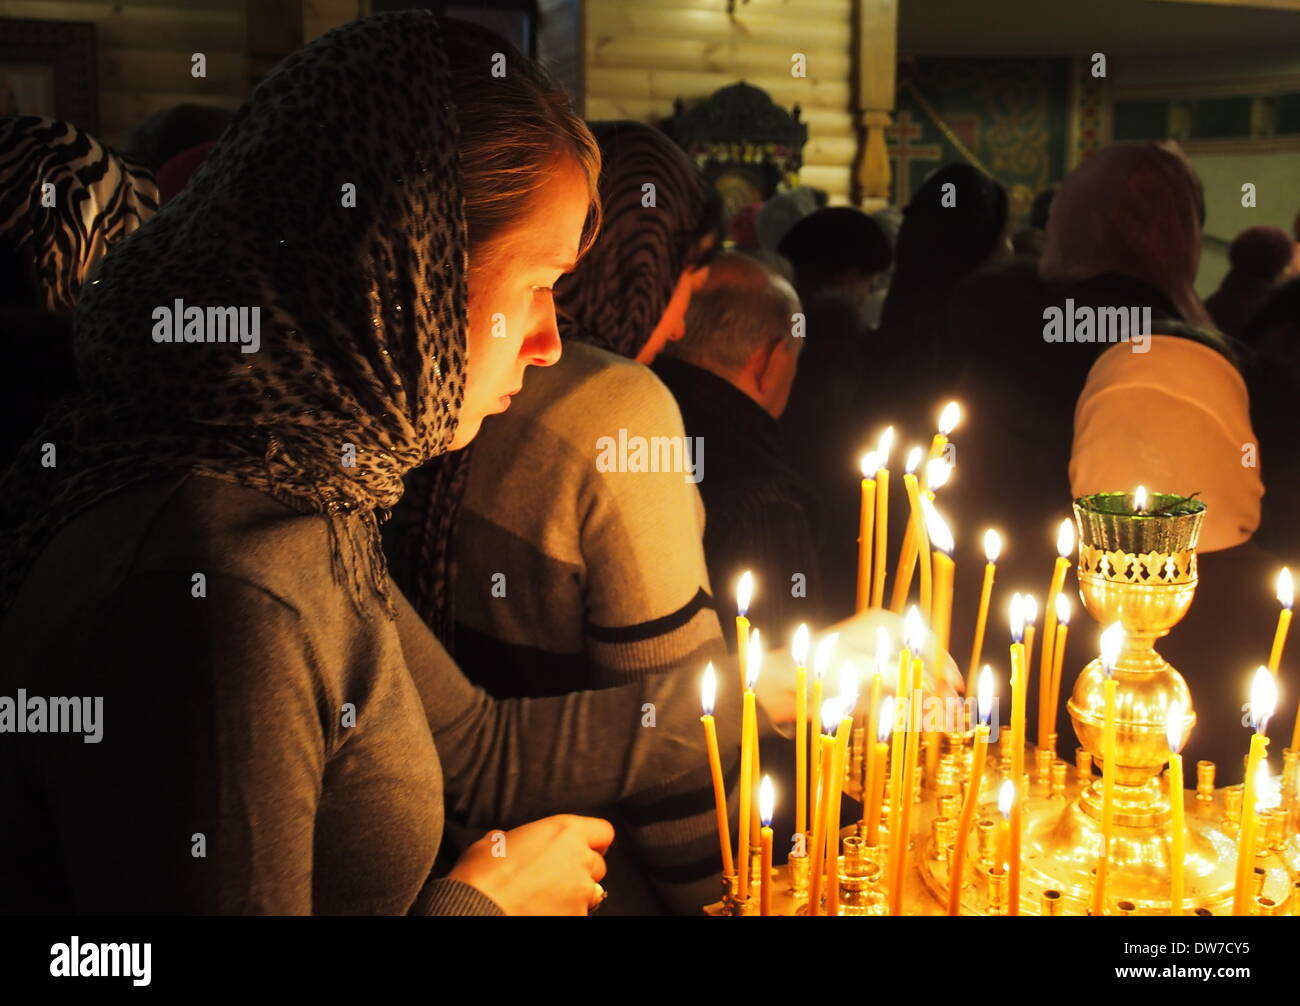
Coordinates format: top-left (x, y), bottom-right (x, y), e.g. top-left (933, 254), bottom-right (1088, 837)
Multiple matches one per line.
top-left (663, 250), bottom-right (803, 418)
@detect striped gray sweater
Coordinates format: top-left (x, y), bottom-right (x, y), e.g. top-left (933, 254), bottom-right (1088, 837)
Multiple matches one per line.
top-left (448, 341), bottom-right (745, 914)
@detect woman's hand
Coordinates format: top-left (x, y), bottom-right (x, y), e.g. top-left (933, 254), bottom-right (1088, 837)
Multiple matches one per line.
top-left (448, 814), bottom-right (614, 915)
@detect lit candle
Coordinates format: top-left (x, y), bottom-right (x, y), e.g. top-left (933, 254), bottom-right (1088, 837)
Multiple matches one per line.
top-left (1268, 567), bottom-right (1292, 675)
top-left (736, 628), bottom-right (760, 901)
top-left (922, 496), bottom-right (956, 652)
top-left (825, 671), bottom-right (857, 916)
top-left (1233, 667), bottom-right (1276, 915)
top-left (908, 455), bottom-right (934, 620)
top-left (1236, 761), bottom-right (1277, 918)
top-left (792, 624), bottom-right (810, 844)
top-left (886, 609), bottom-right (922, 913)
top-left (1166, 700), bottom-right (1186, 917)
top-left (1008, 593), bottom-right (1027, 915)
top-left (1134, 484), bottom-right (1147, 513)
top-left (1046, 593), bottom-right (1072, 754)
top-left (892, 647), bottom-right (925, 915)
top-left (922, 401), bottom-right (961, 490)
top-left (810, 632), bottom-right (837, 841)
top-left (808, 704), bottom-right (838, 915)
top-left (759, 775), bottom-right (775, 916)
top-left (1038, 519), bottom-right (1075, 748)
top-left (866, 695), bottom-right (893, 846)
top-left (995, 778), bottom-right (1015, 872)
top-left (889, 447), bottom-right (924, 613)
top-left (735, 571), bottom-right (753, 693)
top-left (1091, 622), bottom-right (1123, 917)
top-left (699, 664), bottom-right (735, 881)
top-left (747, 632), bottom-right (764, 852)
top-left (1022, 594), bottom-right (1038, 703)
top-left (947, 666), bottom-right (994, 915)
top-left (871, 427), bottom-right (894, 608)
top-left (856, 451), bottom-right (879, 613)
top-left (968, 530), bottom-right (1001, 683)
top-left (861, 631), bottom-right (887, 833)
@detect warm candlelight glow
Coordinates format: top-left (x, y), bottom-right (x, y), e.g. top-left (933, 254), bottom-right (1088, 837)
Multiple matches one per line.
top-left (1023, 593), bottom-right (1038, 627)
top-left (1010, 592), bottom-right (1025, 643)
top-left (1255, 761), bottom-right (1279, 812)
top-left (997, 778), bottom-right (1014, 819)
top-left (746, 628), bottom-right (763, 689)
top-left (1134, 485), bottom-right (1147, 513)
top-left (736, 570), bottom-right (753, 617)
top-left (821, 696), bottom-right (844, 735)
top-left (1277, 567), bottom-right (1293, 610)
top-left (984, 529), bottom-right (1001, 563)
top-left (1166, 700), bottom-right (1185, 754)
top-left (1249, 665), bottom-right (1277, 732)
top-left (925, 457), bottom-right (952, 491)
top-left (813, 632), bottom-right (838, 681)
top-left (1056, 518), bottom-right (1075, 558)
top-left (921, 495), bottom-right (954, 554)
top-left (1055, 592), bottom-right (1071, 625)
top-left (876, 425), bottom-right (895, 465)
top-left (793, 623), bottom-right (810, 666)
top-left (904, 605), bottom-right (925, 653)
top-left (875, 627), bottom-right (892, 673)
top-left (759, 775), bottom-right (775, 826)
top-left (938, 400), bottom-right (961, 436)
top-left (838, 661), bottom-right (859, 707)
top-left (904, 446), bottom-right (922, 474)
top-left (701, 663), bottom-right (716, 716)
top-left (878, 696), bottom-right (895, 742)
top-left (1100, 622), bottom-right (1124, 675)
top-left (978, 665), bottom-right (994, 725)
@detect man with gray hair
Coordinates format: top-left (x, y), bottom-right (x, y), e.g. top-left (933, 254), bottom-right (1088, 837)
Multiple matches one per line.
top-left (652, 252), bottom-right (823, 643)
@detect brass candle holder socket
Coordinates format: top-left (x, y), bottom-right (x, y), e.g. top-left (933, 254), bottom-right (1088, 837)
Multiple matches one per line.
top-left (1196, 760), bottom-right (1216, 802)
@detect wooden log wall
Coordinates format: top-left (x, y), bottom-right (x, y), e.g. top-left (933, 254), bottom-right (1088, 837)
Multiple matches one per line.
top-left (582, 0), bottom-right (856, 201)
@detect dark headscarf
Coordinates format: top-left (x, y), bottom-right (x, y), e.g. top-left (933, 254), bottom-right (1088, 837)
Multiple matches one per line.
top-left (1040, 142), bottom-right (1211, 328)
top-left (0, 116), bottom-right (158, 312)
top-left (0, 11), bottom-right (468, 618)
top-left (880, 163), bottom-right (1008, 332)
top-left (777, 206), bottom-right (892, 299)
top-left (554, 120), bottom-right (712, 359)
top-left (1206, 225), bottom-right (1295, 342)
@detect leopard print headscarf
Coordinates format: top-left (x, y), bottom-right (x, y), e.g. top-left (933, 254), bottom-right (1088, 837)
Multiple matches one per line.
top-left (0, 116), bottom-right (159, 313)
top-left (0, 11), bottom-right (468, 618)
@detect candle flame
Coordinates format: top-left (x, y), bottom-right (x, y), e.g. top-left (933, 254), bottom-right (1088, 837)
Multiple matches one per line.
top-left (977, 665), bottom-right (994, 726)
top-left (1165, 700), bottom-right (1185, 754)
top-left (1277, 567), bottom-right (1293, 610)
top-left (904, 605), bottom-right (925, 653)
top-left (876, 426), bottom-right (895, 466)
top-left (1009, 592), bottom-right (1024, 643)
top-left (925, 457), bottom-right (952, 491)
top-left (701, 663), bottom-right (716, 716)
top-left (1023, 594), bottom-right (1038, 626)
top-left (746, 629), bottom-right (763, 689)
top-left (821, 696), bottom-right (844, 735)
top-left (736, 570), bottom-right (754, 617)
top-left (938, 401), bottom-right (961, 436)
top-left (1134, 485), bottom-right (1148, 513)
top-left (997, 778), bottom-right (1015, 819)
top-left (1100, 622), bottom-right (1124, 676)
top-left (813, 632), bottom-right (839, 681)
top-left (1255, 761), bottom-right (1280, 812)
top-left (1249, 665), bottom-right (1277, 733)
top-left (1056, 518), bottom-right (1075, 558)
top-left (759, 774), bottom-right (775, 826)
top-left (984, 529), bottom-right (1002, 563)
top-left (920, 495), bottom-right (954, 554)
top-left (860, 451), bottom-right (879, 479)
top-left (1055, 592), bottom-right (1071, 626)
top-left (792, 623), bottom-right (810, 666)
top-left (878, 696), bottom-right (895, 742)
top-left (904, 446), bottom-right (922, 474)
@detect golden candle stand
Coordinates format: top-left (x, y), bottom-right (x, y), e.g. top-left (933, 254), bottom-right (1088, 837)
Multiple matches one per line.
top-left (707, 492), bottom-right (1300, 916)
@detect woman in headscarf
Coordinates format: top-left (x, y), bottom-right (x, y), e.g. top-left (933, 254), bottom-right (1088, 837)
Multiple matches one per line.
top-left (1, 115), bottom-right (159, 467)
top-left (1205, 225), bottom-right (1299, 343)
top-left (1056, 144), bottom-right (1283, 776)
top-left (0, 13), bottom-right (797, 916)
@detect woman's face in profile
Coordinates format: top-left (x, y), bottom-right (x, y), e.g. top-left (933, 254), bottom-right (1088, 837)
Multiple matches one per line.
top-left (454, 159), bottom-right (591, 450)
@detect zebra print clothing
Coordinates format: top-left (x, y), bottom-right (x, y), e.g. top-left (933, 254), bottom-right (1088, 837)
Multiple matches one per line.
top-left (0, 116), bottom-right (158, 313)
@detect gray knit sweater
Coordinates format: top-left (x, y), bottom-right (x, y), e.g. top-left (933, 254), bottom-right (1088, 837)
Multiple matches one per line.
top-left (0, 473), bottom-right (743, 914)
